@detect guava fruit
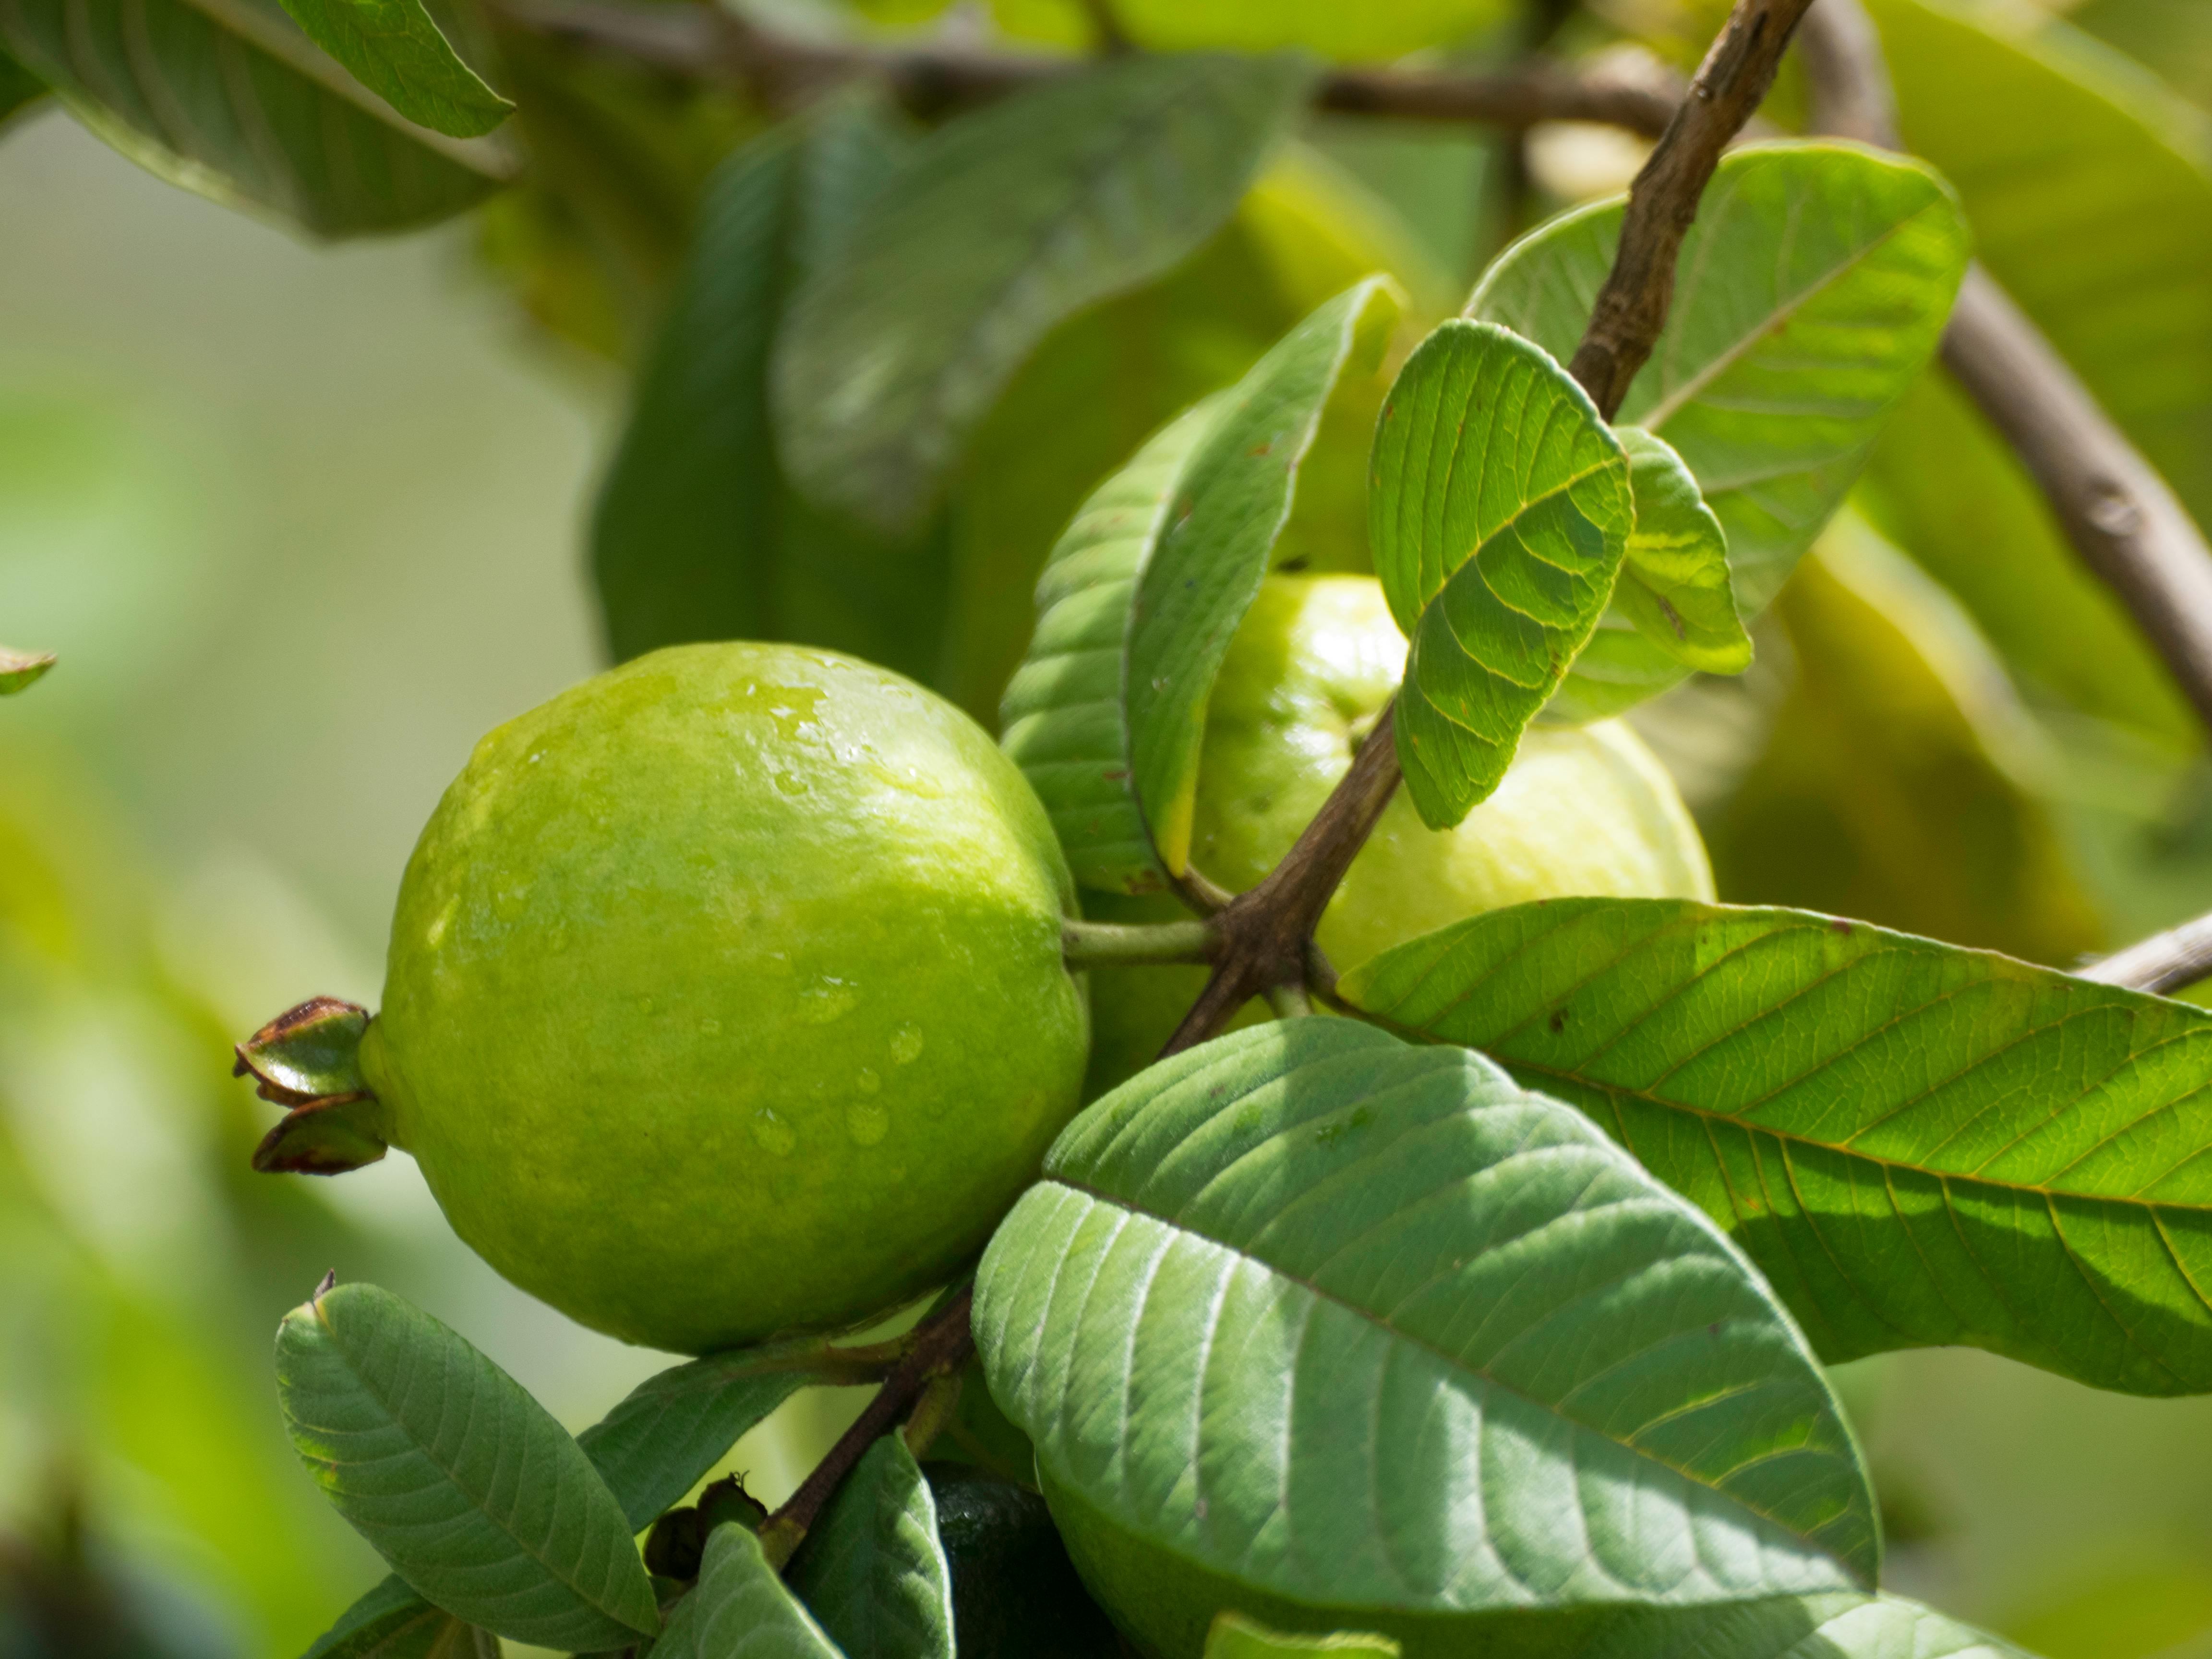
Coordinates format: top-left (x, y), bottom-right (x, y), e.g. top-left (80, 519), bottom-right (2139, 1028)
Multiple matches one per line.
top-left (1083, 574), bottom-right (1711, 1096)
top-left (240, 643), bottom-right (1089, 1355)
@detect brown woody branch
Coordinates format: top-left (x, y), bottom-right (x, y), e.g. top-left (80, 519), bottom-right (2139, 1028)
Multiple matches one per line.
top-left (1796, 0), bottom-right (2212, 733)
top-left (494, 0), bottom-right (1679, 132)
top-left (1159, 0), bottom-right (1814, 1058)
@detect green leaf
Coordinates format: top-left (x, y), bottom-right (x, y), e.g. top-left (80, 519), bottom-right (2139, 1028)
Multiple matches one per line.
top-left (270, 0), bottom-right (509, 138)
top-left (1206, 1612), bottom-right (1399, 1658)
top-left (0, 645), bottom-right (55, 695)
top-left (1337, 897), bottom-right (2212, 1396)
top-left (1468, 143), bottom-right (1968, 719)
top-left (1369, 320), bottom-right (1634, 829)
top-left (590, 105), bottom-right (954, 689)
top-left (974, 1021), bottom-right (1876, 1659)
top-left (301, 1576), bottom-right (498, 1659)
top-left (657, 1523), bottom-right (843, 1659)
top-left (790, 1435), bottom-right (953, 1659)
top-left (988, 0), bottom-right (1510, 61)
top-left (0, 43), bottom-right (44, 125)
top-left (0, 0), bottom-right (505, 234)
top-left (1612, 427), bottom-right (1749, 675)
top-left (1573, 1592), bottom-right (2032, 1658)
top-left (999, 278), bottom-right (1398, 893)
top-left (274, 1283), bottom-right (660, 1648)
top-left (773, 51), bottom-right (1317, 533)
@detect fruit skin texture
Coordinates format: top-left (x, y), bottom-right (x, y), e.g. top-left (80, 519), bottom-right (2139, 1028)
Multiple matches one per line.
top-left (358, 643), bottom-right (1089, 1355)
top-left (1084, 575), bottom-right (1711, 1097)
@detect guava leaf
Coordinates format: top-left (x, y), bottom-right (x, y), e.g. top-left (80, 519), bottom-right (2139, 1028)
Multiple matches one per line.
top-left (999, 277), bottom-right (1399, 892)
top-left (0, 44), bottom-right (44, 125)
top-left (1205, 1613), bottom-right (1399, 1658)
top-left (274, 1283), bottom-right (659, 1649)
top-left (590, 102), bottom-right (955, 688)
top-left (1369, 320), bottom-right (1633, 830)
top-left (988, 0), bottom-right (1509, 61)
top-left (790, 1435), bottom-right (953, 1659)
top-left (300, 1576), bottom-right (497, 1659)
top-left (0, 645), bottom-right (55, 694)
top-left (270, 0), bottom-right (509, 138)
top-left (974, 1022), bottom-right (1876, 1653)
top-left (1467, 143), bottom-right (1968, 720)
top-left (1338, 897), bottom-right (2212, 1396)
top-left (657, 1523), bottom-right (843, 1659)
top-left (0, 0), bottom-right (505, 235)
top-left (1612, 427), bottom-right (1749, 673)
top-left (772, 50), bottom-right (1317, 533)
top-left (1574, 1591), bottom-right (2031, 1658)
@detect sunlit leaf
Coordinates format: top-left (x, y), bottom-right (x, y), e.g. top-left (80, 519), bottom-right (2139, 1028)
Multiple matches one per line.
top-left (657, 1523), bottom-right (843, 1659)
top-left (790, 1435), bottom-right (953, 1659)
top-left (271, 0), bottom-right (508, 138)
top-left (976, 1022), bottom-right (1875, 1659)
top-left (1369, 320), bottom-right (1633, 828)
top-left (274, 1283), bottom-right (659, 1648)
top-left (1468, 143), bottom-right (1968, 718)
top-left (0, 0), bottom-right (505, 234)
top-left (999, 278), bottom-right (1398, 892)
top-left (1339, 897), bottom-right (2212, 1396)
top-left (1575, 1591), bottom-right (2032, 1658)
top-left (1612, 427), bottom-right (1749, 672)
top-left (1205, 1612), bottom-right (1399, 1658)
top-left (773, 52), bottom-right (1316, 533)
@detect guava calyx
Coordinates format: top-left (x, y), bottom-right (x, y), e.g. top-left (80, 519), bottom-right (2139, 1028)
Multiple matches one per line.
top-left (643, 1476), bottom-right (771, 1581)
top-left (235, 997), bottom-right (387, 1176)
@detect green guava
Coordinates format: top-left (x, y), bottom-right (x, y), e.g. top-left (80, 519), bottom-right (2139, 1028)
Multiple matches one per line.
top-left (353, 643), bottom-right (1089, 1354)
top-left (1084, 574), bottom-right (1712, 1096)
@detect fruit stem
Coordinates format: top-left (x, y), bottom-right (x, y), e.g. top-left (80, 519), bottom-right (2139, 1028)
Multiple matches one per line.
top-left (758, 1286), bottom-right (974, 1568)
top-left (1060, 917), bottom-right (1219, 970)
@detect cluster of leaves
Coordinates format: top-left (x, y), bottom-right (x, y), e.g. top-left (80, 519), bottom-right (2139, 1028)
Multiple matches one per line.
top-left (12, 0), bottom-right (2212, 1651)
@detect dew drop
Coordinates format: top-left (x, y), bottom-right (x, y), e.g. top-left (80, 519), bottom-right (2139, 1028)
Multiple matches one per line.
top-left (799, 977), bottom-right (859, 1024)
top-left (846, 1101), bottom-right (890, 1146)
top-left (855, 1067), bottom-right (881, 1095)
top-left (890, 1023), bottom-right (924, 1065)
top-left (751, 1109), bottom-right (796, 1156)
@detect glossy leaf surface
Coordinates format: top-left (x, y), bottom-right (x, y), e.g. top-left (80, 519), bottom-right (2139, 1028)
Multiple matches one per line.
top-left (271, 0), bottom-right (507, 137)
top-left (1370, 321), bottom-right (1632, 828)
top-left (791, 1435), bottom-right (954, 1659)
top-left (999, 278), bottom-right (1397, 892)
top-left (1340, 897), bottom-right (2212, 1395)
top-left (657, 1523), bottom-right (843, 1659)
top-left (275, 1284), bottom-right (658, 1648)
top-left (976, 1022), bottom-right (1875, 1656)
top-left (0, 0), bottom-right (503, 234)
top-left (774, 51), bottom-right (1315, 532)
top-left (1468, 143), bottom-right (1967, 718)
top-left (301, 1576), bottom-right (497, 1659)
top-left (1575, 1592), bottom-right (2029, 1657)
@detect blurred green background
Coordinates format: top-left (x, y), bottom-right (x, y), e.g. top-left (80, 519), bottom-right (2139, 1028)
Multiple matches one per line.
top-left (9, 1), bottom-right (2212, 1653)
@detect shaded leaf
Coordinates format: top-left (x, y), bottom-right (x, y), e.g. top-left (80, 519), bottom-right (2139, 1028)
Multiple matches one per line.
top-left (791, 1435), bottom-right (953, 1659)
top-left (1206, 1612), bottom-right (1399, 1658)
top-left (272, 0), bottom-right (509, 138)
top-left (1468, 143), bottom-right (1968, 718)
top-left (773, 51), bottom-right (1316, 533)
top-left (274, 1283), bottom-right (659, 1648)
top-left (657, 1523), bottom-right (843, 1659)
top-left (0, 44), bottom-right (43, 125)
top-left (0, 0), bottom-right (505, 235)
top-left (999, 278), bottom-right (1398, 892)
top-left (0, 645), bottom-right (55, 695)
top-left (1707, 519), bottom-right (2103, 967)
top-left (975, 1022), bottom-right (1875, 1659)
top-left (301, 1575), bottom-right (497, 1659)
top-left (1338, 896), bottom-right (2212, 1396)
top-left (1369, 320), bottom-right (1633, 828)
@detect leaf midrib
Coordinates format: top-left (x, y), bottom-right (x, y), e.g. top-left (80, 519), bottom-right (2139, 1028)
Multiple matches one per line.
top-left (1041, 1170), bottom-right (1865, 1578)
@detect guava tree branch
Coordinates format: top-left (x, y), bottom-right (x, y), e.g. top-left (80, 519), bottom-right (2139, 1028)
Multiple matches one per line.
top-left (1796, 0), bottom-right (2212, 733)
top-left (491, 0), bottom-right (1679, 132)
top-left (1159, 0), bottom-right (1816, 1058)
top-left (2080, 912), bottom-right (2212, 998)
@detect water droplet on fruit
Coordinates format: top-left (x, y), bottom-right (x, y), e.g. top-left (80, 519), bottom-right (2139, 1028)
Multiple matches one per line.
top-left (890, 1023), bottom-right (924, 1064)
top-left (846, 1101), bottom-right (890, 1145)
top-left (731, 680), bottom-right (826, 741)
top-left (772, 769), bottom-right (807, 796)
top-left (855, 1067), bottom-right (881, 1095)
top-left (799, 977), bottom-right (858, 1023)
top-left (751, 1110), bottom-right (796, 1156)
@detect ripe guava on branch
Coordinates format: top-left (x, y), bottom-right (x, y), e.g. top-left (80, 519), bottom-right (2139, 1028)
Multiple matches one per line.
top-left (1083, 575), bottom-right (1713, 1096)
top-left (239, 644), bottom-right (1090, 1354)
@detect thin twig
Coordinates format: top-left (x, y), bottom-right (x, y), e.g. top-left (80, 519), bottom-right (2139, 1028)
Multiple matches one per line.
top-left (1061, 916), bottom-right (1219, 969)
top-left (491, 0), bottom-right (1679, 132)
top-left (1796, 0), bottom-right (2212, 733)
top-left (2080, 912), bottom-right (2212, 997)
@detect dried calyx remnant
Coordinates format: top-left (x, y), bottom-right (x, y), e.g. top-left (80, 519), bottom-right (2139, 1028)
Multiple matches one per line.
top-left (233, 997), bottom-right (388, 1175)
